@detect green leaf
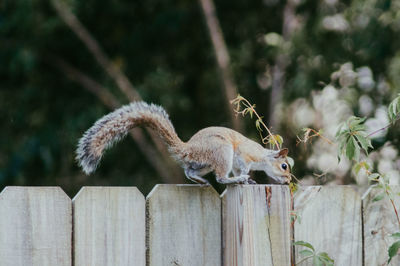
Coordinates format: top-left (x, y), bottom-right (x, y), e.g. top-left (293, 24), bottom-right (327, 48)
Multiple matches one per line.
top-left (392, 232), bottom-right (400, 239)
top-left (372, 193), bottom-right (385, 202)
top-left (345, 136), bottom-right (356, 160)
top-left (353, 163), bottom-right (362, 175)
top-left (299, 249), bottom-right (314, 257)
top-left (388, 95), bottom-right (400, 123)
top-left (353, 161), bottom-right (369, 174)
top-left (388, 240), bottom-right (400, 263)
top-left (354, 134), bottom-right (373, 153)
top-left (294, 241), bottom-right (315, 251)
top-left (275, 135), bottom-right (283, 146)
top-left (345, 136), bottom-right (360, 161)
top-left (348, 116), bottom-right (366, 128)
top-left (313, 256), bottom-right (324, 266)
top-left (353, 136), bottom-right (361, 162)
top-left (388, 101), bottom-right (395, 122)
top-left (335, 122), bottom-right (345, 138)
top-left (255, 119), bottom-right (262, 132)
top-left (248, 108), bottom-right (254, 118)
top-left (351, 124), bottom-right (366, 131)
top-left (368, 173), bottom-right (380, 181)
top-left (337, 135), bottom-right (348, 157)
top-left (268, 134), bottom-right (283, 148)
top-left (318, 252), bottom-right (334, 263)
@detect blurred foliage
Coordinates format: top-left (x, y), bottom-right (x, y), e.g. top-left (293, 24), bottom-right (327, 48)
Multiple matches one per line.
top-left (1, 0), bottom-right (400, 196)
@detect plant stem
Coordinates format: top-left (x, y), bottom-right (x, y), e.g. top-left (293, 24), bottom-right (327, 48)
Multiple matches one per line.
top-left (240, 97), bottom-right (281, 150)
top-left (366, 116), bottom-right (400, 138)
top-left (309, 129), bottom-right (334, 145)
top-left (389, 196), bottom-right (400, 229)
top-left (295, 255), bottom-right (314, 265)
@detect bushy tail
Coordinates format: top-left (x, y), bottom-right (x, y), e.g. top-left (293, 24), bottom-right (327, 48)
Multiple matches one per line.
top-left (76, 101), bottom-right (184, 174)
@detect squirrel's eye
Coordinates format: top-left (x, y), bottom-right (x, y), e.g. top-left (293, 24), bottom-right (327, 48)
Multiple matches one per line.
top-left (281, 163), bottom-right (287, 170)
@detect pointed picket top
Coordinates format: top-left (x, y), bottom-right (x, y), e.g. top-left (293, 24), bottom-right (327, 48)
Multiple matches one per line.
top-left (0, 186), bottom-right (72, 266)
top-left (294, 186), bottom-right (362, 266)
top-left (147, 184), bottom-right (221, 266)
top-left (73, 186), bottom-right (146, 266)
top-left (222, 184), bottom-right (291, 266)
top-left (363, 185), bottom-right (400, 266)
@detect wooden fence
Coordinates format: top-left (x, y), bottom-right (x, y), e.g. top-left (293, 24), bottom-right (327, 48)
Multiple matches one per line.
top-left (0, 185), bottom-right (399, 266)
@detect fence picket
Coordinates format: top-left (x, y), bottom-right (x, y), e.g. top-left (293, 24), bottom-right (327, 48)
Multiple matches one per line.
top-left (73, 187), bottom-right (145, 266)
top-left (0, 187), bottom-right (71, 266)
top-left (146, 184), bottom-right (221, 266)
top-left (294, 186), bottom-right (362, 265)
top-left (363, 185), bottom-right (400, 266)
top-left (222, 185), bottom-right (291, 266)
top-left (1, 184), bottom-right (397, 265)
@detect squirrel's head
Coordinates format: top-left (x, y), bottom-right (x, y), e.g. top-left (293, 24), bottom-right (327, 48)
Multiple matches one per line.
top-left (263, 148), bottom-right (291, 184)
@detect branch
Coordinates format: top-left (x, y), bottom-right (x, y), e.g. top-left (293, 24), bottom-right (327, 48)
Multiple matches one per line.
top-left (198, 0), bottom-right (242, 131)
top-left (269, 0), bottom-right (297, 128)
top-left (51, 0), bottom-right (140, 102)
top-left (46, 56), bottom-right (181, 183)
top-left (49, 56), bottom-right (120, 109)
top-left (51, 0), bottom-right (184, 182)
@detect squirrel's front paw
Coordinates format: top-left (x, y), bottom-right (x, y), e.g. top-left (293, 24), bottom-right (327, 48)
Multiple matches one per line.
top-left (246, 179), bottom-right (257, 184)
top-left (237, 175), bottom-right (249, 184)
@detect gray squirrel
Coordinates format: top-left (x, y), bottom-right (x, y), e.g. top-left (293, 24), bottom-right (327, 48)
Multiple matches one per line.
top-left (76, 101), bottom-right (291, 185)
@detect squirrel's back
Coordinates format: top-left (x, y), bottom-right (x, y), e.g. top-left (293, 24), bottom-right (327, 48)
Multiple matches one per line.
top-left (76, 101), bottom-right (184, 174)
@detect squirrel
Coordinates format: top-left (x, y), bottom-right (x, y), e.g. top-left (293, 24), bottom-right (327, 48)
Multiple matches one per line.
top-left (76, 101), bottom-right (291, 185)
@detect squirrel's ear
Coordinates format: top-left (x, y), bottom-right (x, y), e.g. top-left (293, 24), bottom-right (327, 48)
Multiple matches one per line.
top-left (275, 148), bottom-right (288, 158)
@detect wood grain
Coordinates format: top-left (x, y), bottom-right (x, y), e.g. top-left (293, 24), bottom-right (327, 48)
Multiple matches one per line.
top-left (294, 186), bottom-right (362, 266)
top-left (363, 185), bottom-right (400, 266)
top-left (73, 187), bottom-right (145, 266)
top-left (0, 187), bottom-right (72, 266)
top-left (147, 184), bottom-right (221, 266)
top-left (222, 185), bottom-right (291, 266)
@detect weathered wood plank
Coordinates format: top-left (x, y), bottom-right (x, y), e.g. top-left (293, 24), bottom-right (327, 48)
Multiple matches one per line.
top-left (147, 184), bottom-right (221, 266)
top-left (73, 187), bottom-right (145, 266)
top-left (294, 186), bottom-right (362, 265)
top-left (222, 185), bottom-right (291, 266)
top-left (363, 185), bottom-right (400, 266)
top-left (0, 187), bottom-right (72, 266)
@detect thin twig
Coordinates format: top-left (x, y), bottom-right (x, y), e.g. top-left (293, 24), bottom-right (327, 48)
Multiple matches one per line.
top-left (269, 0), bottom-right (298, 127)
top-left (232, 96), bottom-right (281, 150)
top-left (51, 0), bottom-right (140, 102)
top-left (241, 98), bottom-right (278, 147)
top-left (290, 190), bottom-right (296, 266)
top-left (366, 117), bottom-right (400, 138)
top-left (389, 195), bottom-right (400, 229)
top-left (296, 128), bottom-right (334, 146)
top-left (365, 167), bottom-right (400, 229)
top-left (47, 55), bottom-right (120, 109)
top-left (295, 255), bottom-right (313, 265)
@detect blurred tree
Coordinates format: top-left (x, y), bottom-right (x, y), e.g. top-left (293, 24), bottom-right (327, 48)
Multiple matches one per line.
top-left (1, 0), bottom-right (399, 196)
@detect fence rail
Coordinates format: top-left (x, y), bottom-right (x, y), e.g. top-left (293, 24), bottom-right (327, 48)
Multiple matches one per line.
top-left (0, 185), bottom-right (398, 266)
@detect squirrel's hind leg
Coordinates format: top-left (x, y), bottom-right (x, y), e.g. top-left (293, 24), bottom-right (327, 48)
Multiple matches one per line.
top-left (184, 168), bottom-right (210, 185)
